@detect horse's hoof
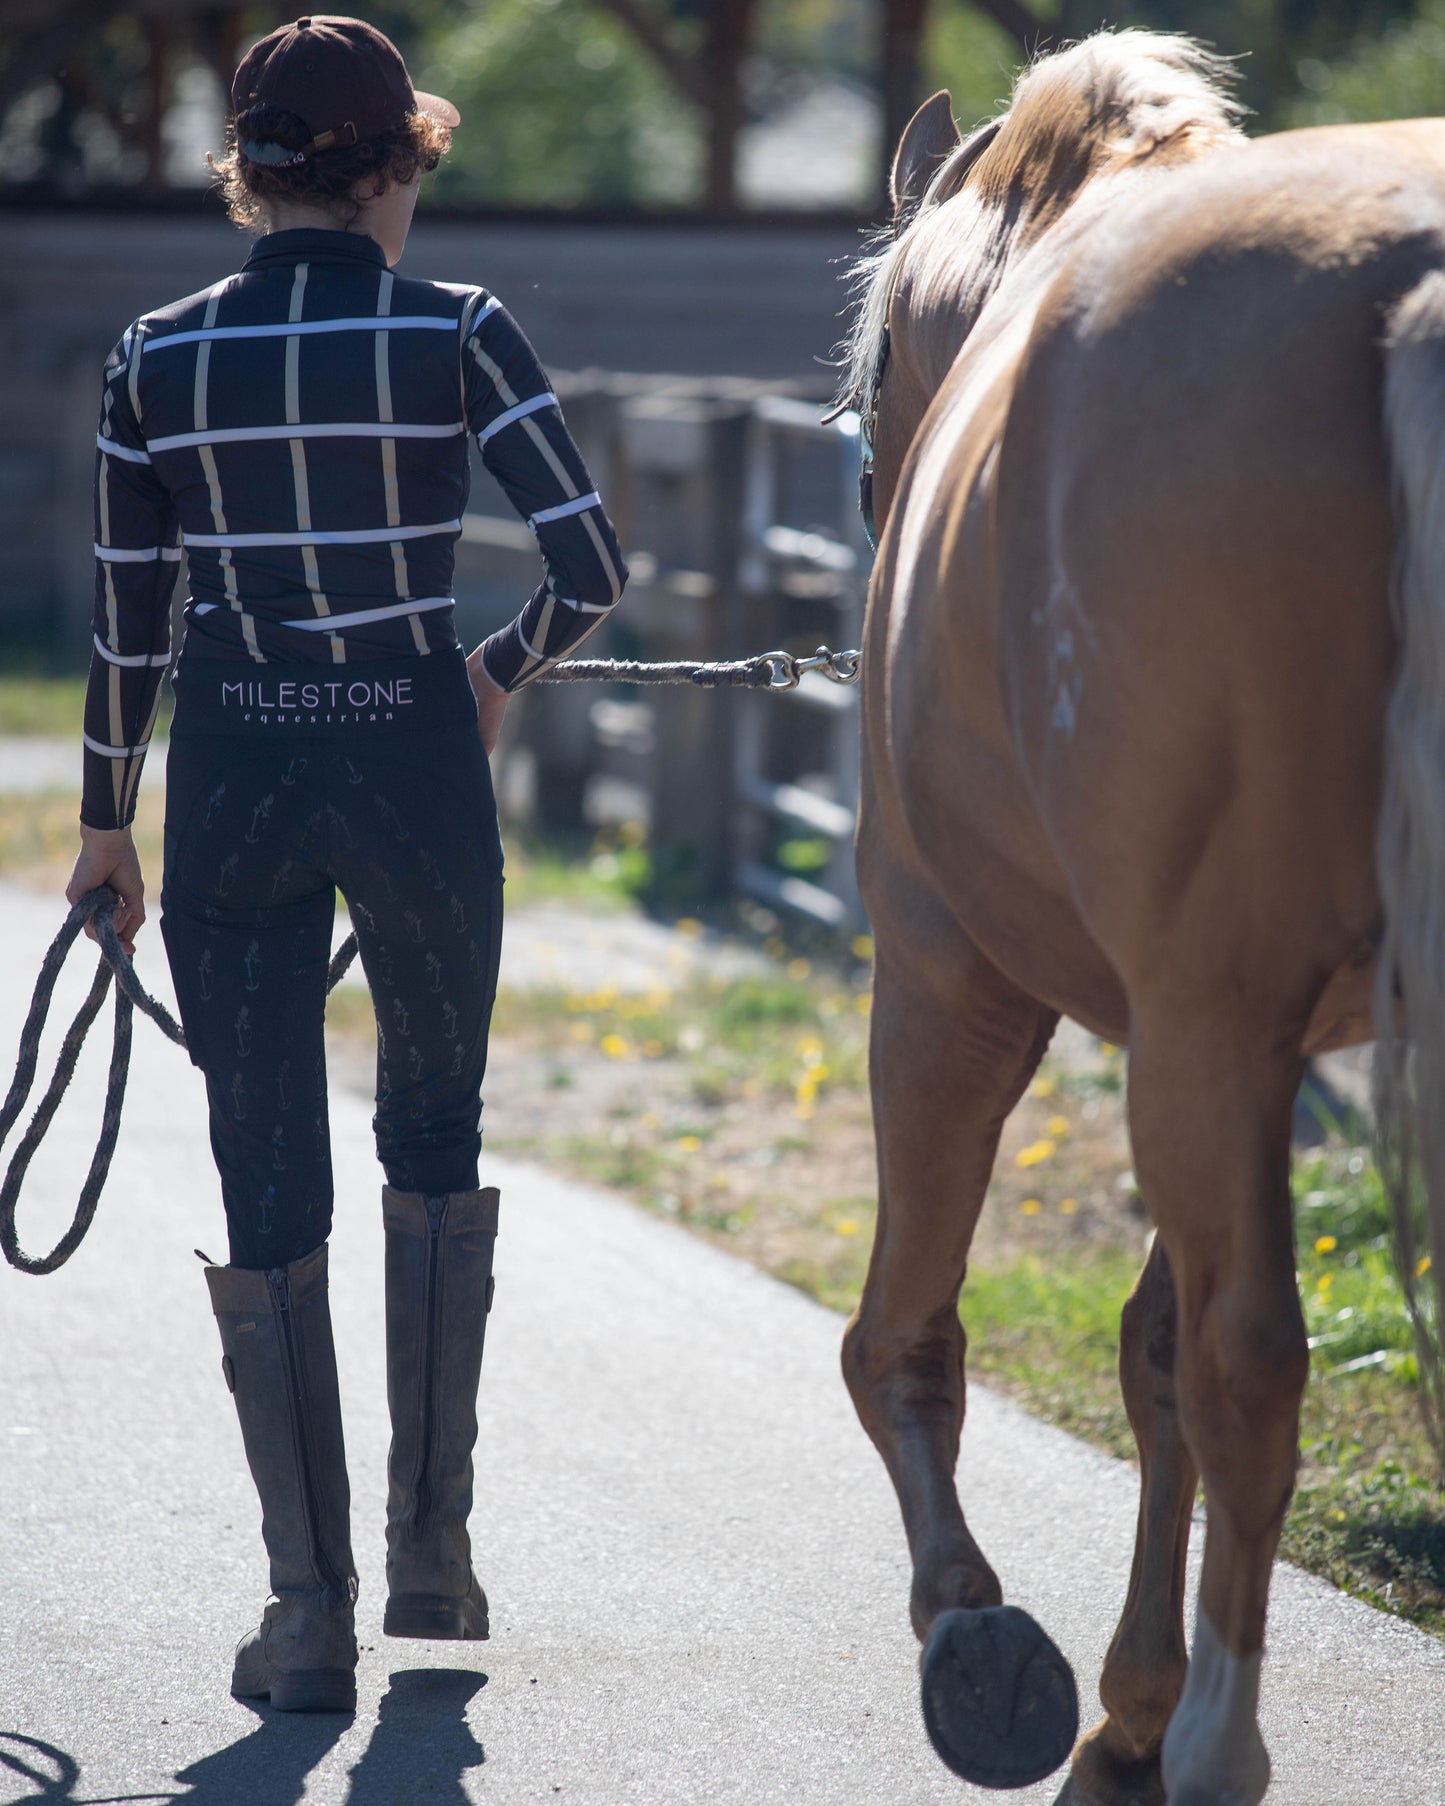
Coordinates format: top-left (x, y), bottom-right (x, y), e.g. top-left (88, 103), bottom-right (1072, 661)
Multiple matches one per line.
top-left (919, 1603), bottom-right (1079, 1790)
top-left (1067, 1718), bottom-right (1166, 1806)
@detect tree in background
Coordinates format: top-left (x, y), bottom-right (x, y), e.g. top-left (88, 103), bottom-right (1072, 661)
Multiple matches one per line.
top-left (1285, 0), bottom-right (1445, 125)
top-left (4, 1), bottom-right (1445, 210)
top-left (411, 0), bottom-right (700, 206)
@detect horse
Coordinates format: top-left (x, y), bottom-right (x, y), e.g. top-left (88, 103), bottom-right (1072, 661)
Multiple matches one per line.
top-left (836, 29), bottom-right (1445, 1805)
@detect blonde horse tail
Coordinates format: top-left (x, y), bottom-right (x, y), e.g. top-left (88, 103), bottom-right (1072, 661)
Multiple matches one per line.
top-left (1374, 267), bottom-right (1445, 1463)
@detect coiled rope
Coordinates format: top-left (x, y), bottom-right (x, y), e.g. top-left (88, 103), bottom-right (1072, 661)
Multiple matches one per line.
top-left (0, 644), bottom-right (861, 1275)
top-left (0, 889), bottom-right (360, 1275)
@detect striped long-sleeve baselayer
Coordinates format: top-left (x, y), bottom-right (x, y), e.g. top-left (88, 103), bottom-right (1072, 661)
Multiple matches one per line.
top-left (84, 227), bottom-right (627, 830)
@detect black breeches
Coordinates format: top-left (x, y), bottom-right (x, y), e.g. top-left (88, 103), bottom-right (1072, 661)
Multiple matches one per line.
top-left (160, 651), bottom-right (504, 1269)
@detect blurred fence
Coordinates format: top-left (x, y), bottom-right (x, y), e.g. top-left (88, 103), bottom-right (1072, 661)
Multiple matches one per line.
top-left (465, 372), bottom-right (870, 933)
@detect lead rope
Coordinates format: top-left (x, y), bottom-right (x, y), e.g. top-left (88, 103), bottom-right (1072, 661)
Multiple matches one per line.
top-left (0, 644), bottom-right (861, 1276)
top-left (0, 887), bottom-right (361, 1275)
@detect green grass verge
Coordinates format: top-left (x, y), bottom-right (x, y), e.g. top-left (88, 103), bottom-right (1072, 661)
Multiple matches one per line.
top-left (0, 674), bottom-right (90, 736)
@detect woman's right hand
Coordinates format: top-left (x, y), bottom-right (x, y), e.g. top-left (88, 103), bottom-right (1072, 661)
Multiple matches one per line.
top-left (66, 824), bottom-right (145, 958)
top-left (466, 646), bottom-right (510, 756)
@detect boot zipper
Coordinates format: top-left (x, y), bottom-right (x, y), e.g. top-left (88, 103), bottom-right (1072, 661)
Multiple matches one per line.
top-left (413, 1194), bottom-right (448, 1534)
top-left (270, 1268), bottom-right (349, 1602)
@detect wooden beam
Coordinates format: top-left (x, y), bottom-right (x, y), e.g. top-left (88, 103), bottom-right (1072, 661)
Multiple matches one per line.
top-left (880, 0), bottom-right (929, 206)
top-left (702, 0), bottom-right (754, 211)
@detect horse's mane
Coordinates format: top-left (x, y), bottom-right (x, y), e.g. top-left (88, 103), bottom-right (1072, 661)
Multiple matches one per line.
top-left (837, 31), bottom-right (1246, 414)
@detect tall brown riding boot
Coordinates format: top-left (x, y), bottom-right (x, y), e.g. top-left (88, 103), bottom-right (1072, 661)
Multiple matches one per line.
top-left (205, 1243), bottom-right (359, 1711)
top-left (381, 1186), bottom-right (499, 1640)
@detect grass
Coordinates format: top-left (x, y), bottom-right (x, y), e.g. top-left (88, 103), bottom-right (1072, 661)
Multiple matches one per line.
top-left (0, 674), bottom-right (90, 737)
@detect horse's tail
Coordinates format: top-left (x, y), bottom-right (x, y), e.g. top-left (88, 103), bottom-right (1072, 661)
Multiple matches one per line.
top-left (1374, 268), bottom-right (1445, 1462)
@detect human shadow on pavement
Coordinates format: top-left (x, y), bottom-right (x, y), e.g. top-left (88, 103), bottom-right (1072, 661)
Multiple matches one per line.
top-left (344, 1669), bottom-right (487, 1806)
top-left (170, 1708), bottom-right (347, 1806)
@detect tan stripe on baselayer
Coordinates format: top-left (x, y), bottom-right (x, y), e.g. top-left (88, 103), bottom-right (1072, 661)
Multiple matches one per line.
top-left (199, 444), bottom-right (263, 664)
top-left (285, 265), bottom-right (336, 654)
top-left (119, 682), bottom-right (166, 819)
top-left (194, 290), bottom-right (222, 430)
top-left (377, 270), bottom-right (427, 651)
top-left (126, 323), bottom-right (144, 424)
top-left (103, 566), bottom-right (119, 651)
top-left (107, 663), bottom-right (125, 818)
top-left (579, 509), bottom-right (624, 602)
top-left (375, 271), bottom-right (395, 415)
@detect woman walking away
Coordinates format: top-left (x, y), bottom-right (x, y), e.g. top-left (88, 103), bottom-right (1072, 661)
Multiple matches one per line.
top-left (66, 15), bottom-right (627, 1712)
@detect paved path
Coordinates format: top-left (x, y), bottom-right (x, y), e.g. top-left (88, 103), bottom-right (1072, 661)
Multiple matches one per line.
top-left (0, 882), bottom-right (1442, 1806)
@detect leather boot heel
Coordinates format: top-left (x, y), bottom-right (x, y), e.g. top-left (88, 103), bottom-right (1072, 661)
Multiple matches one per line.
top-left (267, 1667), bottom-right (359, 1713)
top-left (383, 1576), bottom-right (489, 1641)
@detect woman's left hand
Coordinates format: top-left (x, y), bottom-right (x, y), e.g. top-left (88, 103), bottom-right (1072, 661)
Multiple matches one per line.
top-left (66, 824), bottom-right (145, 957)
top-left (466, 647), bottom-right (509, 755)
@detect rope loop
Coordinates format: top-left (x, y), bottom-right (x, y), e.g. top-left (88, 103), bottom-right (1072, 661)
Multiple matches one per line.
top-left (0, 890), bottom-right (360, 1276)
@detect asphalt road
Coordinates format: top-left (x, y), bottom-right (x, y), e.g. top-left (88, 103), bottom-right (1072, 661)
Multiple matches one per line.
top-left (1, 880), bottom-right (1443, 1806)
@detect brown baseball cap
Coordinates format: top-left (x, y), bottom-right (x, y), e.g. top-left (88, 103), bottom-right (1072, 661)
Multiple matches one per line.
top-left (232, 15), bottom-right (459, 157)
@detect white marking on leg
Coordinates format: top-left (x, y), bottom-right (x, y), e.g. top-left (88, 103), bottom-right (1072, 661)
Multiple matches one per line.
top-left (1161, 1609), bottom-right (1270, 1806)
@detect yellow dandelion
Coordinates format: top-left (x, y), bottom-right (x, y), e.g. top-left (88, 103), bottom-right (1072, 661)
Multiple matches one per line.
top-left (796, 1035), bottom-right (825, 1062)
top-left (1099, 1042), bottom-right (1120, 1058)
top-left (851, 935), bottom-right (874, 961)
top-left (1059, 1197), bottom-right (1079, 1215)
top-left (787, 957), bottom-right (812, 981)
top-left (854, 992), bottom-right (872, 1016)
top-left (835, 1219), bottom-right (860, 1237)
top-left (1419, 1255), bottom-right (1433, 1277)
top-left (1020, 1198), bottom-right (1042, 1216)
top-left (1015, 1139), bottom-right (1056, 1169)
top-left (1317, 1273), bottom-right (1334, 1293)
top-left (1046, 1114), bottom-right (1070, 1139)
top-left (1330, 1508), bottom-right (1347, 1523)
top-left (1314, 1235), bottom-right (1337, 1255)
top-left (570, 1023), bottom-right (595, 1042)
top-left (675, 917), bottom-right (703, 940)
top-left (599, 1033), bottom-right (630, 1059)
top-left (676, 1135), bottom-right (702, 1153)
top-left (640, 1112), bottom-right (660, 1130)
top-left (1029, 1076), bottom-right (1056, 1100)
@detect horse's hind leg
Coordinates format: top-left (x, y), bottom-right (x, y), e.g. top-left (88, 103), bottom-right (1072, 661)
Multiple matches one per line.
top-left (1126, 1008), bottom-right (1308, 1806)
top-left (844, 895), bottom-right (1076, 1787)
top-left (1071, 1239), bottom-right (1197, 1806)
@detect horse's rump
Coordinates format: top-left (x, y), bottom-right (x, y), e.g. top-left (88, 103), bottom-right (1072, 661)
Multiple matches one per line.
top-left (880, 118), bottom-right (1445, 1038)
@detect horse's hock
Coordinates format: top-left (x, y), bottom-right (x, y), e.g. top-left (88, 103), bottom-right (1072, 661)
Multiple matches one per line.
top-left (458, 373), bottom-right (869, 930)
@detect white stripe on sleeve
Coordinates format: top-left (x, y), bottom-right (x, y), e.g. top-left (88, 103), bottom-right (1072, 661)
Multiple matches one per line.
top-left (93, 635), bottom-right (170, 668)
top-left (476, 392), bottom-right (558, 445)
top-left (529, 491), bottom-right (601, 527)
top-left (96, 435), bottom-right (152, 464)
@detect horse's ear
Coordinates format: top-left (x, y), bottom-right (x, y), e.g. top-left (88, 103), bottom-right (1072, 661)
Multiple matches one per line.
top-left (890, 91), bottom-right (961, 224)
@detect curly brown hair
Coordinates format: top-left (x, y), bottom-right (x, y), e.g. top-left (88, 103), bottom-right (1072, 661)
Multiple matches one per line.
top-left (211, 104), bottom-right (451, 232)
